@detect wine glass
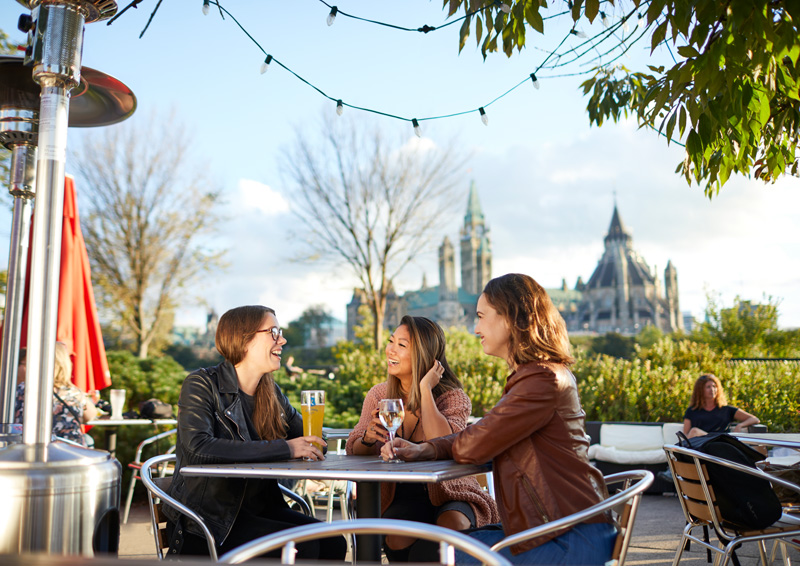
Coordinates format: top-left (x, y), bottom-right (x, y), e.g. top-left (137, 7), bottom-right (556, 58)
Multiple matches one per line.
top-left (378, 398), bottom-right (405, 463)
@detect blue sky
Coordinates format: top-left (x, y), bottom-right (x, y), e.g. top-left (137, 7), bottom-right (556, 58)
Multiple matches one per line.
top-left (2, 1), bottom-right (799, 330)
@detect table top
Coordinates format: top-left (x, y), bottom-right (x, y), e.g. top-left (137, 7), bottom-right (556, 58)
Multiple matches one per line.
top-left (180, 453), bottom-right (490, 483)
top-left (322, 427), bottom-right (351, 441)
top-left (86, 417), bottom-right (177, 426)
top-left (732, 432), bottom-right (800, 449)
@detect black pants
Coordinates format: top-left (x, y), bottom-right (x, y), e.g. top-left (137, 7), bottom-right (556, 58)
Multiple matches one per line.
top-left (169, 506), bottom-right (347, 560)
top-left (382, 483), bottom-right (476, 563)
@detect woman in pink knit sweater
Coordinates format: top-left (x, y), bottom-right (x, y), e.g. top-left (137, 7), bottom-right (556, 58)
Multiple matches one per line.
top-left (346, 315), bottom-right (498, 562)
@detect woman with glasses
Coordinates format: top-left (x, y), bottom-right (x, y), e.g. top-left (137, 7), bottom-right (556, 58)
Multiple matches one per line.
top-left (382, 275), bottom-right (615, 565)
top-left (346, 315), bottom-right (498, 562)
top-left (164, 305), bottom-right (346, 560)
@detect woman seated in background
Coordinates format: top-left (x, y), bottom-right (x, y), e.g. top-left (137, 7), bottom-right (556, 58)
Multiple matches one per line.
top-left (164, 305), bottom-right (346, 561)
top-left (14, 341), bottom-right (97, 446)
top-left (346, 315), bottom-right (498, 562)
top-left (383, 274), bottom-right (616, 565)
top-left (683, 373), bottom-right (760, 438)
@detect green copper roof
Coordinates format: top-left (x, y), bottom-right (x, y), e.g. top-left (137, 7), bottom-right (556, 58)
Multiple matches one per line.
top-left (465, 181), bottom-right (484, 225)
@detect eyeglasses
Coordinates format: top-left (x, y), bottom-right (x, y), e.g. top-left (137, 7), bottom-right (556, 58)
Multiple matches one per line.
top-left (255, 326), bottom-right (283, 342)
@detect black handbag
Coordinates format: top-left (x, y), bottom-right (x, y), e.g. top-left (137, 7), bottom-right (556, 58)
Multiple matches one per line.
top-left (138, 398), bottom-right (174, 419)
top-left (677, 431), bottom-right (782, 531)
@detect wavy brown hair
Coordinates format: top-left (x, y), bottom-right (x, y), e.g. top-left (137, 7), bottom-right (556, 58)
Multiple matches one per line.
top-left (386, 315), bottom-right (462, 413)
top-left (689, 373), bottom-right (727, 410)
top-left (482, 273), bottom-right (575, 367)
top-left (216, 305), bottom-right (287, 441)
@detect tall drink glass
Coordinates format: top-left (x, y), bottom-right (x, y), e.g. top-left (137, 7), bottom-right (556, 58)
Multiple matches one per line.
top-left (378, 399), bottom-right (405, 463)
top-left (110, 389), bottom-right (126, 420)
top-left (301, 390), bottom-right (325, 461)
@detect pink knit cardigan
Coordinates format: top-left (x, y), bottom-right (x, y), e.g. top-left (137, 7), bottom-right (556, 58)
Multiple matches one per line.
top-left (345, 381), bottom-right (499, 527)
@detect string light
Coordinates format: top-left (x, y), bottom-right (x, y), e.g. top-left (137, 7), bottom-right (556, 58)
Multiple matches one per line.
top-left (165, 1), bottom-right (650, 132)
top-left (327, 6), bottom-right (338, 26)
top-left (202, 0), bottom-right (210, 15)
top-left (600, 11), bottom-right (609, 28)
top-left (499, 3), bottom-right (511, 14)
top-left (622, 18), bottom-right (630, 33)
top-left (260, 54), bottom-right (273, 74)
top-left (637, 13), bottom-right (646, 29)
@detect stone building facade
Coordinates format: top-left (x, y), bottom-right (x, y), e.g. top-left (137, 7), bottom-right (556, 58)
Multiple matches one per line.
top-left (346, 190), bottom-right (682, 339)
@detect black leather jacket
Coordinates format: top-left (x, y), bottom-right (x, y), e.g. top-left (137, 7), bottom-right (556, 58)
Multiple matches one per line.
top-left (164, 361), bottom-right (303, 548)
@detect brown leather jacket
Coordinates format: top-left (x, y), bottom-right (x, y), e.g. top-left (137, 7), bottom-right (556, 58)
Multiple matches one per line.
top-left (427, 362), bottom-right (609, 554)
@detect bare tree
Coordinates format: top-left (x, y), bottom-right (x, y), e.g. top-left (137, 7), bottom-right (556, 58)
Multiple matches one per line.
top-left (283, 115), bottom-right (468, 348)
top-left (70, 113), bottom-right (225, 358)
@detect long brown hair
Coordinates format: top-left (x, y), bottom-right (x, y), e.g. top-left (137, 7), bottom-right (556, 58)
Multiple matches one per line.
top-left (387, 315), bottom-right (462, 413)
top-left (482, 273), bottom-right (575, 367)
top-left (689, 373), bottom-right (727, 410)
top-left (216, 305), bottom-right (287, 441)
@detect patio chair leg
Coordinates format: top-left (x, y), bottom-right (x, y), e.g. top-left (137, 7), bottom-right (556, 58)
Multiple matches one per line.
top-left (756, 540), bottom-right (769, 566)
top-left (704, 526), bottom-right (712, 563)
top-left (672, 534), bottom-right (689, 566)
top-left (122, 470), bottom-right (138, 524)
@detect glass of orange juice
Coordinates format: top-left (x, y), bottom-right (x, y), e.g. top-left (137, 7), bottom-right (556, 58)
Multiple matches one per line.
top-left (300, 390), bottom-right (325, 460)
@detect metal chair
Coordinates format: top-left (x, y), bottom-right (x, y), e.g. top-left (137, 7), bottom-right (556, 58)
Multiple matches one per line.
top-left (664, 443), bottom-right (800, 566)
top-left (219, 518), bottom-right (512, 565)
top-left (140, 454), bottom-right (312, 561)
top-left (490, 470), bottom-right (654, 566)
top-left (122, 428), bottom-right (177, 523)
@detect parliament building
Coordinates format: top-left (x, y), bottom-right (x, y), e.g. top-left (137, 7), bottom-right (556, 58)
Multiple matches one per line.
top-left (346, 183), bottom-right (683, 339)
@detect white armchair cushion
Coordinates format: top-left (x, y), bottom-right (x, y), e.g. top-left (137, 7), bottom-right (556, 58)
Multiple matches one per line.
top-left (599, 424), bottom-right (663, 451)
top-left (662, 423), bottom-right (684, 445)
top-left (588, 444), bottom-right (668, 464)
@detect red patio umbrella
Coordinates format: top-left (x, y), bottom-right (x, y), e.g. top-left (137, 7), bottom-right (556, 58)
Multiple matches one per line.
top-left (18, 174), bottom-right (111, 392)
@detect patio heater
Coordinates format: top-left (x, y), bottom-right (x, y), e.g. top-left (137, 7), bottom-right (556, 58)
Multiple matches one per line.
top-left (0, 0), bottom-right (136, 555)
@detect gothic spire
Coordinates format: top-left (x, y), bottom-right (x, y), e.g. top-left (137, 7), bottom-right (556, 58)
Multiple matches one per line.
top-left (465, 180), bottom-right (484, 226)
top-left (604, 204), bottom-right (632, 246)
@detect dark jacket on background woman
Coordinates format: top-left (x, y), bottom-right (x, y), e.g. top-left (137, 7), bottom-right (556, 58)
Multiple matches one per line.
top-left (164, 361), bottom-right (303, 547)
top-left (427, 361), bottom-right (609, 554)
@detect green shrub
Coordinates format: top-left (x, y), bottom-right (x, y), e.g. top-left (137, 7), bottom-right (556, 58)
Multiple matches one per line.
top-left (88, 350), bottom-right (185, 470)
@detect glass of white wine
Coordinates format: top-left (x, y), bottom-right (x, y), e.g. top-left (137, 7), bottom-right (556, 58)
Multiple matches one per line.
top-left (378, 398), bottom-right (405, 463)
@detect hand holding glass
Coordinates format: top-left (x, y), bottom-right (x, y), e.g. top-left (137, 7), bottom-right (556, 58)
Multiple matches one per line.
top-left (378, 398), bottom-right (405, 463)
top-left (301, 390), bottom-right (325, 461)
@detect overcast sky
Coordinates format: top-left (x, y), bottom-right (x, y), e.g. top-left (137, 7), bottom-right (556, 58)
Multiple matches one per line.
top-left (2, 1), bottom-right (798, 330)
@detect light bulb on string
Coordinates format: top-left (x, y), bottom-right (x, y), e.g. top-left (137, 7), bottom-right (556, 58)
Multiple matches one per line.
top-left (570, 28), bottom-right (587, 38)
top-left (600, 11), bottom-right (609, 28)
top-left (499, 3), bottom-right (511, 14)
top-left (202, 0), bottom-right (210, 15)
top-left (260, 54), bottom-right (272, 74)
top-left (530, 73), bottom-right (540, 89)
top-left (412, 118), bottom-right (421, 138)
top-left (336, 100), bottom-right (344, 116)
top-left (327, 6), bottom-right (338, 26)
top-left (637, 13), bottom-right (646, 29)
top-left (622, 17), bottom-right (630, 33)
top-left (479, 107), bottom-right (489, 126)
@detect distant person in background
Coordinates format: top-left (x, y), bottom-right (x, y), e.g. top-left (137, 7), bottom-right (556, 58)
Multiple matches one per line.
top-left (14, 342), bottom-right (98, 446)
top-left (683, 373), bottom-right (760, 438)
top-left (16, 347), bottom-right (26, 384)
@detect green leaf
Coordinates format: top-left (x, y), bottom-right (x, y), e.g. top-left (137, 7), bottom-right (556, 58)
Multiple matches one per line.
top-left (651, 22), bottom-right (668, 54)
top-left (677, 45), bottom-right (700, 58)
top-left (585, 0), bottom-right (599, 23)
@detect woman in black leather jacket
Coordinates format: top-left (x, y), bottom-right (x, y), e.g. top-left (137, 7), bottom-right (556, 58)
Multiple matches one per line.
top-left (164, 305), bottom-right (346, 560)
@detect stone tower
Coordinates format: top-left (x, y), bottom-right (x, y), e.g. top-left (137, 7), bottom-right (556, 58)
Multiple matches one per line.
top-left (664, 260), bottom-right (684, 332)
top-left (460, 181), bottom-right (492, 295)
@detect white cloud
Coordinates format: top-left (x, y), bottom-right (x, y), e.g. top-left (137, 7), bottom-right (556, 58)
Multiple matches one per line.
top-left (238, 179), bottom-right (290, 215)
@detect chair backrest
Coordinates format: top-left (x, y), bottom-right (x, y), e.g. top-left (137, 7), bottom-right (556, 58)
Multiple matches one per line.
top-left (490, 470), bottom-right (654, 566)
top-left (133, 429), bottom-right (177, 464)
top-left (219, 518), bottom-right (512, 565)
top-left (664, 444), bottom-right (800, 537)
top-left (141, 454), bottom-right (218, 561)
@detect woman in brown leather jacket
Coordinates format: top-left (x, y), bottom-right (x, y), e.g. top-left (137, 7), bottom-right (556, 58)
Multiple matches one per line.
top-left (383, 274), bottom-right (616, 565)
